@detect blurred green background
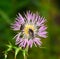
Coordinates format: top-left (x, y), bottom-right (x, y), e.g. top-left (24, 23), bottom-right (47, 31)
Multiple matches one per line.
top-left (0, 0), bottom-right (60, 59)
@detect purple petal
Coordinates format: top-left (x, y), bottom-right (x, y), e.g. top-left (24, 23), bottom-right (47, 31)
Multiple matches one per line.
top-left (15, 38), bottom-right (22, 45)
top-left (40, 32), bottom-right (47, 35)
top-left (25, 11), bottom-right (32, 22)
top-left (28, 39), bottom-right (33, 48)
top-left (38, 32), bottom-right (47, 38)
top-left (31, 13), bottom-right (35, 23)
top-left (11, 13), bottom-right (25, 31)
top-left (36, 17), bottom-right (46, 26)
top-left (14, 33), bottom-right (21, 41)
top-left (33, 38), bottom-right (42, 47)
top-left (23, 39), bottom-right (28, 47)
top-left (11, 23), bottom-right (21, 30)
top-left (18, 13), bottom-right (25, 24)
top-left (39, 26), bottom-right (47, 31)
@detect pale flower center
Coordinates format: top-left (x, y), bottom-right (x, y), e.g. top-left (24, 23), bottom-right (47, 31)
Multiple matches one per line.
top-left (24, 24), bottom-right (35, 36)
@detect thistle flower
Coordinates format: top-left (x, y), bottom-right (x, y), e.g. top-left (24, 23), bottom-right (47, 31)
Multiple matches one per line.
top-left (11, 11), bottom-right (47, 48)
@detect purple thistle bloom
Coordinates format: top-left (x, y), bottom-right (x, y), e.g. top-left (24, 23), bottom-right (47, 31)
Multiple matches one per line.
top-left (11, 11), bottom-right (47, 48)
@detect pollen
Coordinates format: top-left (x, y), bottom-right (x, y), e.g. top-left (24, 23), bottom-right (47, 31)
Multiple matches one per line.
top-left (24, 24), bottom-right (35, 36)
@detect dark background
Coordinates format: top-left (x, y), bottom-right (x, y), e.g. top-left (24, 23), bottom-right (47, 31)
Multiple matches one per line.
top-left (0, 0), bottom-right (60, 59)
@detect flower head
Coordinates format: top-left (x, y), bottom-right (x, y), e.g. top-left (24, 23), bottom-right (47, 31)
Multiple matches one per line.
top-left (11, 11), bottom-right (47, 48)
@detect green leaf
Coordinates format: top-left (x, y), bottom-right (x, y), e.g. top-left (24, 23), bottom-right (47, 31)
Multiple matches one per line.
top-left (4, 53), bottom-right (7, 59)
top-left (15, 47), bottom-right (21, 58)
top-left (23, 50), bottom-right (25, 57)
top-left (3, 42), bottom-right (13, 57)
top-left (0, 10), bottom-right (11, 24)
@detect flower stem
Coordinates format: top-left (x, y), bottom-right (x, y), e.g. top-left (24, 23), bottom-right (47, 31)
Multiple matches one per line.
top-left (14, 56), bottom-right (16, 59)
top-left (23, 46), bottom-right (28, 59)
top-left (14, 57), bottom-right (16, 59)
top-left (24, 54), bottom-right (27, 59)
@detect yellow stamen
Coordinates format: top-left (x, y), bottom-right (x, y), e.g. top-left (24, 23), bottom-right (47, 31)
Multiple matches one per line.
top-left (24, 24), bottom-right (34, 36)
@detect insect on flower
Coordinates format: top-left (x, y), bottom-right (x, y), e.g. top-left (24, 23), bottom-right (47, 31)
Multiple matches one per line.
top-left (11, 11), bottom-right (47, 48)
